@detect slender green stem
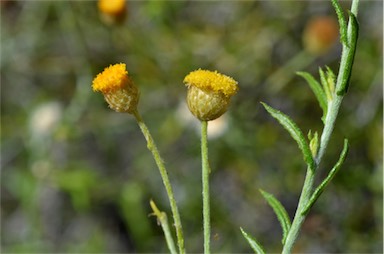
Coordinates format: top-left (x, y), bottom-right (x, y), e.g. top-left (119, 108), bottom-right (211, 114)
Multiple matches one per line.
top-left (282, 1), bottom-right (359, 253)
top-left (282, 85), bottom-right (344, 254)
top-left (150, 200), bottom-right (178, 254)
top-left (281, 165), bottom-right (315, 254)
top-left (133, 110), bottom-right (185, 254)
top-left (282, 82), bottom-right (344, 254)
top-left (201, 121), bottom-right (211, 254)
top-left (351, 0), bottom-right (359, 15)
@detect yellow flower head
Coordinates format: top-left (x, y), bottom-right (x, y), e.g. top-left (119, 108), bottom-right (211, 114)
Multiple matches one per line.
top-left (92, 63), bottom-right (139, 113)
top-left (183, 69), bottom-right (238, 121)
top-left (93, 63), bottom-right (128, 93)
top-left (183, 69), bottom-right (238, 97)
top-left (98, 0), bottom-right (126, 16)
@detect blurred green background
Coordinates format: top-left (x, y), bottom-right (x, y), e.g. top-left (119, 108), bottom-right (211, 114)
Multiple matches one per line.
top-left (1, 1), bottom-right (382, 253)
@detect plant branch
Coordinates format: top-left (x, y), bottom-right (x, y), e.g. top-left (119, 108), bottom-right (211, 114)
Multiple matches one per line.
top-left (150, 200), bottom-right (178, 254)
top-left (133, 110), bottom-right (185, 254)
top-left (281, 1), bottom-right (359, 253)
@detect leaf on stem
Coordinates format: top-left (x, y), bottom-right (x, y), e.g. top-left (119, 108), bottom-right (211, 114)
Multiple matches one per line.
top-left (325, 66), bottom-right (336, 95)
top-left (308, 130), bottom-right (319, 157)
top-left (149, 200), bottom-right (178, 254)
top-left (259, 189), bottom-right (291, 244)
top-left (331, 0), bottom-right (348, 46)
top-left (240, 227), bottom-right (266, 254)
top-left (261, 102), bottom-right (315, 170)
top-left (337, 12), bottom-right (359, 96)
top-left (302, 139), bottom-right (349, 215)
top-left (319, 68), bottom-right (332, 102)
top-left (297, 71), bottom-right (328, 123)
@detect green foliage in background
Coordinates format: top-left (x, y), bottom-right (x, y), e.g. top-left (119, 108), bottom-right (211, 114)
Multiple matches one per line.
top-left (1, 1), bottom-right (382, 253)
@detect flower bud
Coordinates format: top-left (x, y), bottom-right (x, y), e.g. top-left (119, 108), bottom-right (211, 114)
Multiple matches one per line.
top-left (308, 130), bottom-right (319, 157)
top-left (92, 63), bottom-right (139, 114)
top-left (183, 69), bottom-right (238, 121)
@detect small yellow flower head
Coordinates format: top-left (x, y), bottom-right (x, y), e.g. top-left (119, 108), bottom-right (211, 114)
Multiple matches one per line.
top-left (183, 69), bottom-right (238, 121)
top-left (98, 0), bottom-right (126, 24)
top-left (92, 63), bottom-right (139, 114)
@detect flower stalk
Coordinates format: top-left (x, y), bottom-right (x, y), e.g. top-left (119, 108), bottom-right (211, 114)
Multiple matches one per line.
top-left (201, 120), bottom-right (211, 254)
top-left (92, 63), bottom-right (185, 253)
top-left (183, 69), bottom-right (238, 253)
top-left (133, 110), bottom-right (185, 254)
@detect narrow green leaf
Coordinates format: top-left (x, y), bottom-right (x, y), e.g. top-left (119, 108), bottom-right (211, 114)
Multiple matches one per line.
top-left (150, 200), bottom-right (178, 254)
top-left (302, 139), bottom-right (349, 215)
top-left (297, 71), bottom-right (328, 124)
top-left (259, 189), bottom-right (291, 244)
top-left (331, 0), bottom-right (348, 46)
top-left (261, 102), bottom-right (315, 170)
top-left (240, 227), bottom-right (266, 254)
top-left (337, 12), bottom-right (359, 95)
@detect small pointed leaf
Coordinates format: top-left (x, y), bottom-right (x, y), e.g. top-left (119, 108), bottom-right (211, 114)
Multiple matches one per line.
top-left (319, 68), bottom-right (333, 102)
top-left (260, 189), bottom-right (291, 244)
top-left (331, 0), bottom-right (348, 46)
top-left (261, 102), bottom-right (315, 170)
top-left (297, 71), bottom-right (328, 123)
top-left (240, 227), bottom-right (266, 254)
top-left (325, 66), bottom-right (336, 95)
top-left (302, 139), bottom-right (349, 215)
top-left (149, 200), bottom-right (178, 254)
top-left (308, 130), bottom-right (319, 157)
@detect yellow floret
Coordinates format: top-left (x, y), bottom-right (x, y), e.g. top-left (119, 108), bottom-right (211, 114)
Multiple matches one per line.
top-left (92, 63), bottom-right (130, 93)
top-left (183, 69), bottom-right (238, 97)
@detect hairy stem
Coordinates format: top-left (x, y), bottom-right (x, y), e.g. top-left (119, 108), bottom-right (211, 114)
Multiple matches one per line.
top-left (133, 110), bottom-right (185, 254)
top-left (201, 121), bottom-right (211, 254)
top-left (281, 166), bottom-right (314, 254)
top-left (282, 1), bottom-right (359, 253)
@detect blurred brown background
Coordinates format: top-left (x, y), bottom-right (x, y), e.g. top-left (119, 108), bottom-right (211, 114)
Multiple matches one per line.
top-left (1, 1), bottom-right (382, 253)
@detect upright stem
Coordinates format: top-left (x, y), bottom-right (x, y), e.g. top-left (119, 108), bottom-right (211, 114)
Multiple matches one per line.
top-left (282, 1), bottom-right (359, 253)
top-left (282, 85), bottom-right (344, 254)
top-left (133, 110), bottom-right (185, 254)
top-left (201, 121), bottom-right (211, 254)
top-left (281, 167), bottom-right (314, 254)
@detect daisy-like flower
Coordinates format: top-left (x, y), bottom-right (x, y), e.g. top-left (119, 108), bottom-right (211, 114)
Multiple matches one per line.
top-left (92, 63), bottom-right (139, 113)
top-left (183, 69), bottom-right (238, 121)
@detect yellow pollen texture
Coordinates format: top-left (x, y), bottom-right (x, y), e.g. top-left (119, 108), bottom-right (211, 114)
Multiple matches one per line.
top-left (92, 63), bottom-right (129, 93)
top-left (183, 69), bottom-right (238, 97)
